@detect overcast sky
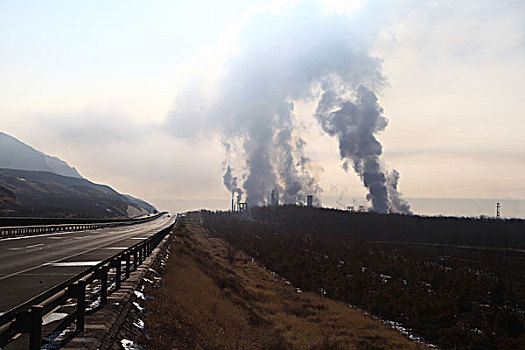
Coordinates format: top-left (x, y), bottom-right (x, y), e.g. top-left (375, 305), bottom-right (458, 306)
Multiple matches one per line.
top-left (1, 0), bottom-right (524, 216)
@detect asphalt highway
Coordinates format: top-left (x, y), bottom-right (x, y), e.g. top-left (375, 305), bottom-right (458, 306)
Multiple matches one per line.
top-left (0, 213), bottom-right (174, 313)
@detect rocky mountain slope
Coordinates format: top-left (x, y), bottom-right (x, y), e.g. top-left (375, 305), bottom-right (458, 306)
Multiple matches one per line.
top-left (0, 132), bottom-right (82, 178)
top-left (0, 132), bottom-right (156, 218)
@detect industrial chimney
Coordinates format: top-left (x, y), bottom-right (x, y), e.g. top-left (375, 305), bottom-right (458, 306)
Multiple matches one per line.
top-left (306, 195), bottom-right (313, 207)
top-left (271, 189), bottom-right (279, 207)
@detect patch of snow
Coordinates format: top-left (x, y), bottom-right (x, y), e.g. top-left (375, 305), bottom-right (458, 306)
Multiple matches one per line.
top-left (380, 274), bottom-right (392, 283)
top-left (148, 268), bottom-right (160, 277)
top-left (42, 312), bottom-right (68, 325)
top-left (133, 318), bottom-right (145, 330)
top-left (42, 325), bottom-right (76, 349)
top-left (120, 339), bottom-right (145, 350)
top-left (134, 291), bottom-right (146, 300)
top-left (472, 328), bottom-right (483, 335)
top-left (86, 298), bottom-right (100, 312)
top-left (133, 302), bottom-right (145, 313)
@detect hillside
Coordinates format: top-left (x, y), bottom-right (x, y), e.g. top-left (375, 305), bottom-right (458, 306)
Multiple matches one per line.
top-left (0, 132), bottom-right (82, 178)
top-left (0, 168), bottom-right (155, 218)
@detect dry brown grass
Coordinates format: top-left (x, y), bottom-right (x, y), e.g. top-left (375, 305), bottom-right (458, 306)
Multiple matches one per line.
top-left (142, 213), bottom-right (427, 349)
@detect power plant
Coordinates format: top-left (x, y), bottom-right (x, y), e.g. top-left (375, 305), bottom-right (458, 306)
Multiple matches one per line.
top-left (230, 191), bottom-right (317, 211)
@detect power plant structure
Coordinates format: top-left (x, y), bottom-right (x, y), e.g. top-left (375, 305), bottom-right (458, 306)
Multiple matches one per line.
top-left (231, 192), bottom-right (247, 212)
top-left (271, 189), bottom-right (279, 207)
top-left (306, 195), bottom-right (313, 207)
top-left (496, 202), bottom-right (501, 219)
top-left (347, 205), bottom-right (366, 212)
top-left (230, 192), bottom-right (316, 211)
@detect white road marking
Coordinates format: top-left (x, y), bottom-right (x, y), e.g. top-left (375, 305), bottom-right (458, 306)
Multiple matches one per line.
top-left (131, 237), bottom-right (149, 240)
top-left (0, 230), bottom-right (74, 241)
top-left (50, 261), bottom-right (100, 267)
top-left (105, 247), bottom-right (129, 250)
top-left (26, 243), bottom-right (44, 249)
top-left (7, 247), bottom-right (23, 251)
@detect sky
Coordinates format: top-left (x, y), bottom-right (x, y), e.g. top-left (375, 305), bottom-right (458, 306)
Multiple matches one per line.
top-left (1, 0), bottom-right (524, 217)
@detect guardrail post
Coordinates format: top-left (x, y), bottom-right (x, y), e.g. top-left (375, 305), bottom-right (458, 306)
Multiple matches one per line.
top-left (115, 258), bottom-right (121, 290)
top-left (133, 249), bottom-right (138, 270)
top-left (100, 266), bottom-right (108, 304)
top-left (77, 280), bottom-right (86, 331)
top-left (138, 246), bottom-right (143, 265)
top-left (29, 305), bottom-right (43, 350)
top-left (125, 253), bottom-right (131, 279)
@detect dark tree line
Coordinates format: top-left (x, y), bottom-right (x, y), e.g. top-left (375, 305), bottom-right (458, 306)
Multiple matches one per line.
top-left (249, 206), bottom-right (525, 249)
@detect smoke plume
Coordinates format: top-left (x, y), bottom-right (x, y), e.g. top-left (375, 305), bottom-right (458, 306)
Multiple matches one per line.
top-left (387, 169), bottom-right (412, 214)
top-left (166, 2), bottom-right (410, 212)
top-left (315, 84), bottom-right (387, 213)
top-left (223, 165), bottom-right (243, 198)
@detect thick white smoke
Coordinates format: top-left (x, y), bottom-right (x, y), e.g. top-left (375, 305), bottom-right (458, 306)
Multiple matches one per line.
top-left (166, 2), bottom-right (410, 212)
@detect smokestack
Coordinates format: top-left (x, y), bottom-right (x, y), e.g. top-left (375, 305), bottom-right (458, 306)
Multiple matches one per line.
top-left (307, 195), bottom-right (313, 207)
top-left (496, 202), bottom-right (501, 219)
top-left (271, 189), bottom-right (280, 206)
top-left (237, 195), bottom-right (240, 212)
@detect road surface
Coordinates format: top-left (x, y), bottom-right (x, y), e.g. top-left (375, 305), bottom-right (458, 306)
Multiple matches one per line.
top-left (0, 213), bottom-right (174, 312)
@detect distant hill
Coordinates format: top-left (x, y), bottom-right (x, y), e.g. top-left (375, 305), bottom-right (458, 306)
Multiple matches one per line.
top-left (0, 131), bottom-right (157, 218)
top-left (124, 194), bottom-right (157, 214)
top-left (0, 132), bottom-right (82, 178)
top-left (0, 168), bottom-right (156, 218)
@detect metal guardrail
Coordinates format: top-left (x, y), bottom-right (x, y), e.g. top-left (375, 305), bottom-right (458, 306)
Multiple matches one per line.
top-left (0, 212), bottom-right (166, 238)
top-left (0, 216), bottom-right (176, 349)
